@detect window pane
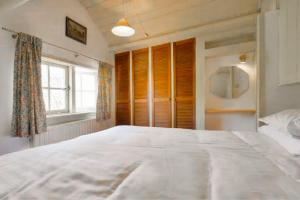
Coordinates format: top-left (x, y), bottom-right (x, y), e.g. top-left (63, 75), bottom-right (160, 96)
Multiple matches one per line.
top-left (75, 92), bottom-right (82, 111)
top-left (75, 72), bottom-right (82, 91)
top-left (42, 89), bottom-right (49, 111)
top-left (50, 89), bottom-right (66, 111)
top-left (50, 66), bottom-right (66, 88)
top-left (81, 74), bottom-right (96, 91)
top-left (41, 64), bottom-right (48, 87)
top-left (76, 91), bottom-right (96, 112)
top-left (82, 91), bottom-right (96, 108)
top-left (75, 67), bottom-right (97, 91)
top-left (74, 66), bottom-right (97, 112)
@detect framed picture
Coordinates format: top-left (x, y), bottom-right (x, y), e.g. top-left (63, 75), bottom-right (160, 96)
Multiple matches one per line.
top-left (65, 17), bottom-right (87, 44)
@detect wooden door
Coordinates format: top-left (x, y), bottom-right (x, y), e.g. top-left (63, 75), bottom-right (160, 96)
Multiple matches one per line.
top-left (152, 43), bottom-right (172, 127)
top-left (115, 52), bottom-right (131, 125)
top-left (132, 48), bottom-right (149, 126)
top-left (174, 38), bottom-right (195, 129)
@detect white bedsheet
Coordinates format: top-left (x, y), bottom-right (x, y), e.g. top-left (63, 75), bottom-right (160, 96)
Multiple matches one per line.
top-left (258, 125), bottom-right (300, 156)
top-left (0, 126), bottom-right (300, 200)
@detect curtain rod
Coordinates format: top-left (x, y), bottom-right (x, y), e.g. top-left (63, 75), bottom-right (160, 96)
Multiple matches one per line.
top-left (1, 27), bottom-right (102, 63)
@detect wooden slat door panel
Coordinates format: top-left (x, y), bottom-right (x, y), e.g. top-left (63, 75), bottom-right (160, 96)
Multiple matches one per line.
top-left (152, 43), bottom-right (171, 127)
top-left (174, 39), bottom-right (195, 129)
top-left (134, 101), bottom-right (148, 126)
top-left (132, 48), bottom-right (149, 126)
top-left (175, 99), bottom-right (194, 128)
top-left (115, 52), bottom-right (131, 125)
top-left (154, 100), bottom-right (171, 127)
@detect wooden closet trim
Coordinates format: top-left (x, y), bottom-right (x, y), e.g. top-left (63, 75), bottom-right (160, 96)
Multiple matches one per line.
top-left (173, 38), bottom-right (196, 129)
top-left (151, 43), bottom-right (172, 127)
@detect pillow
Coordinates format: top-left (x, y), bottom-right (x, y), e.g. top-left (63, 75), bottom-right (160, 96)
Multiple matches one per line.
top-left (259, 125), bottom-right (300, 156)
top-left (259, 109), bottom-right (300, 132)
top-left (287, 117), bottom-right (300, 139)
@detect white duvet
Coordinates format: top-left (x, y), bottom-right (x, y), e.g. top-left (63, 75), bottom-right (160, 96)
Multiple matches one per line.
top-left (1, 126), bottom-right (300, 200)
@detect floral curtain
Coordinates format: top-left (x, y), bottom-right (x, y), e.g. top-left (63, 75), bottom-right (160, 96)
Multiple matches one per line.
top-left (11, 33), bottom-right (47, 137)
top-left (96, 62), bottom-right (112, 121)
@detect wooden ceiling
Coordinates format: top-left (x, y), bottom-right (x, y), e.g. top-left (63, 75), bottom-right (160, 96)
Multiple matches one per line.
top-left (79, 0), bottom-right (258, 46)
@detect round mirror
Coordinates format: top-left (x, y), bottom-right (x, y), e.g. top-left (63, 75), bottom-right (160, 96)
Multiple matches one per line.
top-left (209, 66), bottom-right (249, 99)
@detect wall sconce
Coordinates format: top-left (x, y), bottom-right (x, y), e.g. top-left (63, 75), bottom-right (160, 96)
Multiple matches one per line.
top-left (239, 54), bottom-right (247, 64)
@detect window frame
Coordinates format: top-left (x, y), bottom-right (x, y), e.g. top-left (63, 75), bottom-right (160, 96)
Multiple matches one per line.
top-left (41, 58), bottom-right (98, 119)
top-left (42, 61), bottom-right (70, 115)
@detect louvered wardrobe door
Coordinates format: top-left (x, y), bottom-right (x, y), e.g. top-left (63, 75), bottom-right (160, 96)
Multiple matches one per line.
top-left (115, 52), bottom-right (131, 125)
top-left (152, 44), bottom-right (172, 127)
top-left (132, 48), bottom-right (149, 126)
top-left (174, 39), bottom-right (195, 129)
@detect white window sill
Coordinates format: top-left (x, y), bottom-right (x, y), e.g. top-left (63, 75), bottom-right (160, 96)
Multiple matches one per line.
top-left (47, 112), bottom-right (96, 126)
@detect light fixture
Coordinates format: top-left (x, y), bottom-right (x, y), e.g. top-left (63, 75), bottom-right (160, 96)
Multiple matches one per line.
top-left (112, 0), bottom-right (135, 37)
top-left (112, 18), bottom-right (135, 37)
top-left (239, 54), bottom-right (247, 64)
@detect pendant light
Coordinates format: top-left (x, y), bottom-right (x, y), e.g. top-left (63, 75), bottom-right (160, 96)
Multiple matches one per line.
top-left (239, 54), bottom-right (247, 64)
top-left (112, 0), bottom-right (135, 37)
top-left (112, 18), bottom-right (135, 37)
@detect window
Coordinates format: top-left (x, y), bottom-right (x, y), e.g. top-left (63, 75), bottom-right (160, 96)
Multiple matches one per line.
top-left (74, 67), bottom-right (97, 112)
top-left (42, 63), bottom-right (69, 114)
top-left (41, 58), bottom-right (98, 116)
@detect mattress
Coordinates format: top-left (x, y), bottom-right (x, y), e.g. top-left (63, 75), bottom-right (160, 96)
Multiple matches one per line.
top-left (0, 126), bottom-right (300, 200)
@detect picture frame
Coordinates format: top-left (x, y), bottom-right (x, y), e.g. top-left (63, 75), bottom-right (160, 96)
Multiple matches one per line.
top-left (65, 17), bottom-right (87, 44)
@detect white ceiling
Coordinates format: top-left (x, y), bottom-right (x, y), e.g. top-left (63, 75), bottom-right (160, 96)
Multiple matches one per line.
top-left (79, 0), bottom-right (258, 47)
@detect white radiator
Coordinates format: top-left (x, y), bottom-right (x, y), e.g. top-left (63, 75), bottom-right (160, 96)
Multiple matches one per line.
top-left (33, 119), bottom-right (113, 146)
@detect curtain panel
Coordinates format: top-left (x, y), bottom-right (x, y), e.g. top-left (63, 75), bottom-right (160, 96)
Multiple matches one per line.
top-left (11, 33), bottom-right (47, 137)
top-left (96, 62), bottom-right (113, 121)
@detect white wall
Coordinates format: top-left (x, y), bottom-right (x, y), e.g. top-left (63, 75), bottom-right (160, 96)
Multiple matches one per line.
top-left (261, 10), bottom-right (300, 116)
top-left (205, 53), bottom-right (257, 131)
top-left (0, 0), bottom-right (113, 138)
top-left (206, 53), bottom-right (256, 110)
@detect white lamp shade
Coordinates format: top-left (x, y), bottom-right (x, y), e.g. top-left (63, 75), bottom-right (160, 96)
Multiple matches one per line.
top-left (111, 18), bottom-right (135, 37)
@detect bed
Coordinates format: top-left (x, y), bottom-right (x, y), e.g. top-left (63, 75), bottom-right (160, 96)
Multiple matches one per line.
top-left (1, 126), bottom-right (300, 199)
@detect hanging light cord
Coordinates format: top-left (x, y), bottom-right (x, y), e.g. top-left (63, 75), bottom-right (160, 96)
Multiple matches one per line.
top-left (133, 0), bottom-right (149, 37)
top-left (123, 0), bottom-right (126, 18)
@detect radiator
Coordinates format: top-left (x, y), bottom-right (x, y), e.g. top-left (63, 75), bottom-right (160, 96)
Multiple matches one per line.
top-left (33, 119), bottom-right (113, 146)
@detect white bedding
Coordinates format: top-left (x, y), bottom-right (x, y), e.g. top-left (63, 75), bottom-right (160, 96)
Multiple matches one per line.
top-left (258, 125), bottom-right (300, 156)
top-left (1, 126), bottom-right (300, 200)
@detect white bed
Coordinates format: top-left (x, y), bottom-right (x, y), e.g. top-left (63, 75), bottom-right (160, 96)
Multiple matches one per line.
top-left (1, 126), bottom-right (300, 199)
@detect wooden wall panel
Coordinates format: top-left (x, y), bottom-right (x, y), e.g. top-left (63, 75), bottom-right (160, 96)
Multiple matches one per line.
top-left (152, 43), bottom-right (171, 127)
top-left (115, 52), bottom-right (131, 125)
top-left (132, 48), bottom-right (149, 126)
top-left (174, 38), bottom-right (195, 129)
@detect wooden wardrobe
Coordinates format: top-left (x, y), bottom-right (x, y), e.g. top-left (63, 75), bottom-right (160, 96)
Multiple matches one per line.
top-left (115, 38), bottom-right (195, 129)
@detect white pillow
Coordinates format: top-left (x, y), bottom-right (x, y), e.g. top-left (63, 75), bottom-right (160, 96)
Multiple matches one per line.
top-left (259, 125), bottom-right (300, 156)
top-left (259, 109), bottom-right (300, 132)
top-left (287, 117), bottom-right (300, 138)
